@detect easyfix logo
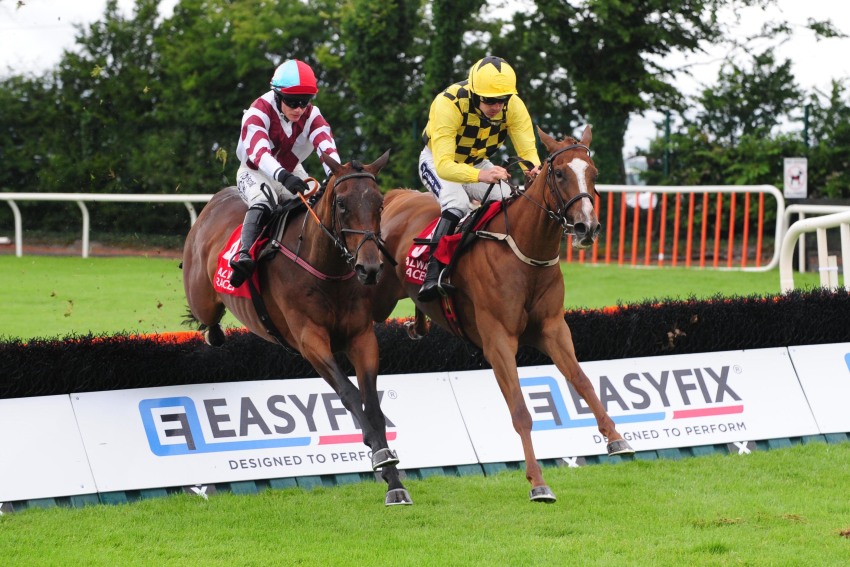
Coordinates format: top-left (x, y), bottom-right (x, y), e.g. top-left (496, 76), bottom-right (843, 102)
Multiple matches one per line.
top-left (139, 391), bottom-right (396, 456)
top-left (521, 364), bottom-right (744, 431)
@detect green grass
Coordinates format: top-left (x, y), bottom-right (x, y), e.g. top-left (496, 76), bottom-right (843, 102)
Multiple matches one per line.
top-left (0, 255), bottom-right (826, 341)
top-left (2, 441), bottom-right (849, 566)
top-left (0, 255), bottom-right (844, 564)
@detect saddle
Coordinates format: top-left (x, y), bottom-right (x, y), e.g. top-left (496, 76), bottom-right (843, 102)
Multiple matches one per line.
top-left (406, 200), bottom-right (506, 286)
top-left (212, 197), bottom-right (312, 350)
top-left (214, 199), bottom-right (307, 297)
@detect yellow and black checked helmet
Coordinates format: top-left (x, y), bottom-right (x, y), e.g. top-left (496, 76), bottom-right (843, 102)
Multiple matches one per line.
top-left (467, 56), bottom-right (518, 98)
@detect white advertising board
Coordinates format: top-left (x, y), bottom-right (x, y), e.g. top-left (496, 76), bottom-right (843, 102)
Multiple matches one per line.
top-left (71, 373), bottom-right (475, 492)
top-left (450, 348), bottom-right (819, 462)
top-left (0, 395), bottom-right (96, 502)
top-left (788, 343), bottom-right (850, 434)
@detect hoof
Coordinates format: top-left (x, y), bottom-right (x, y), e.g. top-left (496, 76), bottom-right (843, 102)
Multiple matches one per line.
top-left (371, 448), bottom-right (399, 470)
top-left (202, 325), bottom-right (225, 347)
top-left (529, 485), bottom-right (557, 503)
top-left (607, 438), bottom-right (634, 455)
top-left (403, 321), bottom-right (423, 340)
top-left (385, 488), bottom-right (413, 506)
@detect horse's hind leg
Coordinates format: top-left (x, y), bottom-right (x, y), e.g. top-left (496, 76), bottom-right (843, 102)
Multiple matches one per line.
top-left (404, 307), bottom-right (430, 340)
top-left (199, 307), bottom-right (226, 346)
top-left (183, 265), bottom-right (227, 346)
top-left (540, 318), bottom-right (634, 456)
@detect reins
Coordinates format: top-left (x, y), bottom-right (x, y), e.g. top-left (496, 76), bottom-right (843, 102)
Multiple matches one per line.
top-left (274, 171), bottom-right (396, 280)
top-left (464, 143), bottom-right (599, 268)
top-left (332, 173), bottom-right (397, 267)
top-left (513, 143), bottom-right (597, 235)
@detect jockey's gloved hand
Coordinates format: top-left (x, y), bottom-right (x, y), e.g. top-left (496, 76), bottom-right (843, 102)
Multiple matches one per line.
top-left (276, 169), bottom-right (309, 195)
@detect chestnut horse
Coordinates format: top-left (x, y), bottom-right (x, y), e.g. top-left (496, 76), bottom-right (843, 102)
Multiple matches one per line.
top-left (371, 126), bottom-right (634, 502)
top-left (182, 151), bottom-right (412, 506)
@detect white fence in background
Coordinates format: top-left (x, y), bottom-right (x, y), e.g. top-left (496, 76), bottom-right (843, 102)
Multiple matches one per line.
top-left (2, 191), bottom-right (848, 294)
top-left (783, 204), bottom-right (850, 274)
top-left (779, 209), bottom-right (850, 292)
top-left (0, 193), bottom-right (213, 258)
top-left (593, 184), bottom-right (785, 272)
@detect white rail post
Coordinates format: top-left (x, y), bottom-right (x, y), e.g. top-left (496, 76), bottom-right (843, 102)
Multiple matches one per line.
top-left (842, 224), bottom-right (850, 292)
top-left (76, 201), bottom-right (90, 258)
top-left (816, 228), bottom-right (829, 287)
top-left (7, 199), bottom-right (22, 257)
top-left (780, 210), bottom-right (850, 292)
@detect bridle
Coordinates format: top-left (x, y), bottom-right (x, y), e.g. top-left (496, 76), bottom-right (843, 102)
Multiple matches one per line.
top-left (311, 171), bottom-right (397, 267)
top-left (511, 143), bottom-right (598, 236)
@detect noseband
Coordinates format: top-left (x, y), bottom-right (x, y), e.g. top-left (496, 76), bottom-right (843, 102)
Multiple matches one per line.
top-left (325, 172), bottom-right (396, 267)
top-left (540, 143), bottom-right (597, 234)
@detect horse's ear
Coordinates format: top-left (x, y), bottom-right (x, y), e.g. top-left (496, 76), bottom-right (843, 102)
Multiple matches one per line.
top-left (579, 124), bottom-right (592, 147)
top-left (537, 126), bottom-right (558, 153)
top-left (366, 149), bottom-right (391, 175)
top-left (321, 151), bottom-right (343, 175)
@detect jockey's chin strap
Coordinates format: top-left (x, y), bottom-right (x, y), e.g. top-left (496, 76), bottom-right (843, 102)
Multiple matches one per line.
top-left (298, 171), bottom-right (397, 268)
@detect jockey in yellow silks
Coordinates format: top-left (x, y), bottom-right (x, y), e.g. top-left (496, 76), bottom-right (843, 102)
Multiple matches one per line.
top-left (417, 56), bottom-right (542, 302)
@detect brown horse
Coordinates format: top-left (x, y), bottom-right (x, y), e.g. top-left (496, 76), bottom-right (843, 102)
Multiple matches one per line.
top-left (371, 126), bottom-right (633, 502)
top-left (182, 151), bottom-right (413, 506)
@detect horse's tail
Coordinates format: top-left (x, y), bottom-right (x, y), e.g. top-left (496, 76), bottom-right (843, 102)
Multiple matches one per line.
top-left (182, 307), bottom-right (201, 329)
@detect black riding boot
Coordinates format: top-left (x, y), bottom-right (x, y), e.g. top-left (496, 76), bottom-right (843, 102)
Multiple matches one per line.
top-left (229, 206), bottom-right (268, 288)
top-left (417, 212), bottom-right (460, 302)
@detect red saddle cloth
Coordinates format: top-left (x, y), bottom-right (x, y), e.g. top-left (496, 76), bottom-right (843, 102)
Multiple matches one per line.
top-left (212, 226), bottom-right (267, 298)
top-left (403, 201), bottom-right (503, 285)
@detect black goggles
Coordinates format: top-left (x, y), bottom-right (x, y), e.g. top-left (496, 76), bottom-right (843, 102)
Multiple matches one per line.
top-left (280, 95), bottom-right (312, 109)
top-left (480, 95), bottom-right (511, 105)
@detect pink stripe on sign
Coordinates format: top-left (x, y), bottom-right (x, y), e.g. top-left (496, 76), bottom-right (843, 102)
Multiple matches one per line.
top-left (319, 432), bottom-right (397, 445)
top-left (673, 405), bottom-right (744, 419)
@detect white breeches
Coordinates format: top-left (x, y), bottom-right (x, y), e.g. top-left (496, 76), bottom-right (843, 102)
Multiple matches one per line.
top-left (235, 163), bottom-right (309, 209)
top-left (418, 146), bottom-right (512, 217)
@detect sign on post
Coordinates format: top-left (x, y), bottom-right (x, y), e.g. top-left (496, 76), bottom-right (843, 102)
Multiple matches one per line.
top-left (783, 157), bottom-right (808, 198)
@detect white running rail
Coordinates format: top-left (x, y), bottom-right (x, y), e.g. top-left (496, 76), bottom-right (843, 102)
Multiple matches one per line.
top-left (779, 210), bottom-right (850, 292)
top-left (0, 192), bottom-right (213, 258)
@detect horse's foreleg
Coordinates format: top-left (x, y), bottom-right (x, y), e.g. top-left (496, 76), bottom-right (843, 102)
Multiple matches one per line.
top-left (347, 331), bottom-right (412, 506)
top-left (480, 324), bottom-right (555, 502)
top-left (299, 327), bottom-right (412, 506)
top-left (347, 331), bottom-right (392, 456)
top-left (540, 318), bottom-right (634, 456)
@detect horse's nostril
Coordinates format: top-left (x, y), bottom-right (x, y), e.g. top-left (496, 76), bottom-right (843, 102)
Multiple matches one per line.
top-left (573, 222), bottom-right (588, 237)
top-left (355, 263), bottom-right (382, 285)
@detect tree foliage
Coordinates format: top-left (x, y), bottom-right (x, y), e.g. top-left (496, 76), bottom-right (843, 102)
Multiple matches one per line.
top-left (642, 50), bottom-right (849, 201)
top-left (696, 50), bottom-right (801, 146)
top-left (0, 0), bottom-right (848, 237)
top-left (341, 0), bottom-right (422, 186)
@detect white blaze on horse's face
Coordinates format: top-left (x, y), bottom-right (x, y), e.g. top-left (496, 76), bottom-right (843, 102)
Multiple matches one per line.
top-left (567, 157), bottom-right (595, 218)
